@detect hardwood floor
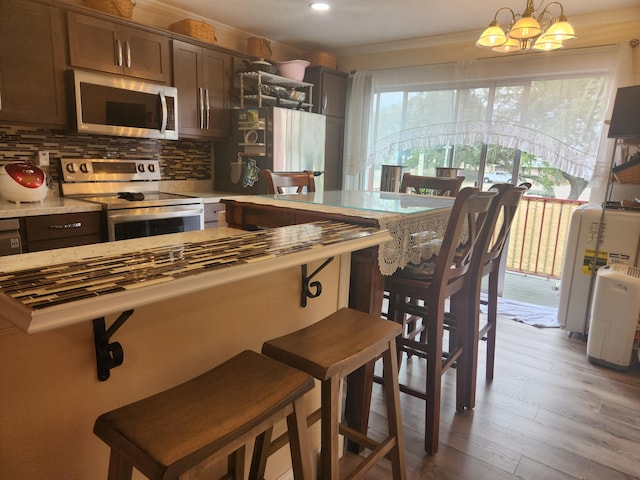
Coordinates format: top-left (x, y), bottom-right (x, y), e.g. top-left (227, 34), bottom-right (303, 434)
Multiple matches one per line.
top-left (342, 316), bottom-right (640, 479)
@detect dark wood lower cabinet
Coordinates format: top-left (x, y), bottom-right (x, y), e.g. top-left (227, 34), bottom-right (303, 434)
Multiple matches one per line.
top-left (21, 212), bottom-right (104, 252)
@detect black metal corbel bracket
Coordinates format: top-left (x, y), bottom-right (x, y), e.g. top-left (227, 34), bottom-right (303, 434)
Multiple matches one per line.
top-left (92, 309), bottom-right (134, 381)
top-left (301, 257), bottom-right (334, 307)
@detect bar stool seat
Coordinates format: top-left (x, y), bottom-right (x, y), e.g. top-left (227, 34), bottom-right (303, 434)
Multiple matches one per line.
top-left (261, 307), bottom-right (406, 480)
top-left (93, 350), bottom-right (314, 480)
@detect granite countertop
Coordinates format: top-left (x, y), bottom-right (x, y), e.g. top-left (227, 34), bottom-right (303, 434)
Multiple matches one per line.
top-left (0, 196), bottom-right (103, 218)
top-left (179, 191), bottom-right (235, 203)
top-left (0, 221), bottom-right (391, 334)
top-left (0, 191), bottom-right (241, 218)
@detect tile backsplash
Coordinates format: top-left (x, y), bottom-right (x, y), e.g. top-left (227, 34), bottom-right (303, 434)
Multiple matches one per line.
top-left (0, 125), bottom-right (213, 189)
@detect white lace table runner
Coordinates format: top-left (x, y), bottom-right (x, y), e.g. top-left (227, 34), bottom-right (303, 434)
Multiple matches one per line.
top-left (224, 195), bottom-right (454, 275)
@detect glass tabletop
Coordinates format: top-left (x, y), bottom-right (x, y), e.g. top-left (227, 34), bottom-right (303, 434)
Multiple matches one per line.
top-left (261, 190), bottom-right (454, 215)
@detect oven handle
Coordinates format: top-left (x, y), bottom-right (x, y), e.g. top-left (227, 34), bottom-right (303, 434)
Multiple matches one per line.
top-left (109, 207), bottom-right (204, 223)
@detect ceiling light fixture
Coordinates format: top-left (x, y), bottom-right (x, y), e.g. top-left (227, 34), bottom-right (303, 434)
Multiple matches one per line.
top-left (476, 0), bottom-right (576, 53)
top-left (310, 2), bottom-right (330, 11)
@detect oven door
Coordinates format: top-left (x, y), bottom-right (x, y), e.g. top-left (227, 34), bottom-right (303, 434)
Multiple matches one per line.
top-left (107, 205), bottom-right (204, 241)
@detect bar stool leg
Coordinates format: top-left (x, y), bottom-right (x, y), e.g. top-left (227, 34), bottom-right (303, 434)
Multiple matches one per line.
top-left (227, 446), bottom-right (245, 480)
top-left (249, 429), bottom-right (272, 480)
top-left (382, 341), bottom-right (406, 479)
top-left (320, 375), bottom-right (341, 480)
top-left (425, 317), bottom-right (442, 455)
top-left (107, 450), bottom-right (133, 480)
top-left (287, 396), bottom-right (314, 480)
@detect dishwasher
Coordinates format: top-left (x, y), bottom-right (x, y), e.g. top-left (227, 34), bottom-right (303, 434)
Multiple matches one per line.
top-left (0, 219), bottom-right (22, 256)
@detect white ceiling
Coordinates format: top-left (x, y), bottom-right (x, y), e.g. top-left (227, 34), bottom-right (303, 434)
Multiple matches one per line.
top-left (157, 0), bottom-right (638, 52)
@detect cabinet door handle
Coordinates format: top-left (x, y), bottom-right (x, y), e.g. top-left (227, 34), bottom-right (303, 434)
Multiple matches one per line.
top-left (48, 222), bottom-right (82, 230)
top-left (323, 92), bottom-right (328, 112)
top-left (125, 41), bottom-right (132, 68)
top-left (204, 88), bottom-right (211, 130)
top-left (0, 91), bottom-right (2, 111)
top-left (198, 87), bottom-right (205, 129)
top-left (115, 39), bottom-right (123, 67)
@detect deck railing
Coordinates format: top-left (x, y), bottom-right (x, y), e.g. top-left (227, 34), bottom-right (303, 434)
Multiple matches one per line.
top-left (505, 195), bottom-right (586, 279)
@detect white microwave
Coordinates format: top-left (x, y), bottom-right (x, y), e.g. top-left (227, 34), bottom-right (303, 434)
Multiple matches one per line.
top-left (70, 69), bottom-right (178, 140)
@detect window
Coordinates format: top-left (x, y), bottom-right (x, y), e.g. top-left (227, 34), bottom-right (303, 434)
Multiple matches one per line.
top-left (344, 45), bottom-right (626, 201)
top-left (368, 76), bottom-right (607, 199)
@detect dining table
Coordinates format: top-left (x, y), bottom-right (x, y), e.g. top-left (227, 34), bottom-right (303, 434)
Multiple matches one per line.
top-left (222, 189), bottom-right (456, 449)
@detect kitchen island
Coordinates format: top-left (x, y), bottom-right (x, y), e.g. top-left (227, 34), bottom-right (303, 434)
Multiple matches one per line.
top-left (0, 222), bottom-right (390, 480)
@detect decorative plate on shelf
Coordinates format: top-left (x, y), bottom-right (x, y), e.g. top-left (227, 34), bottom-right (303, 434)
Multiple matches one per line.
top-left (244, 130), bottom-right (259, 144)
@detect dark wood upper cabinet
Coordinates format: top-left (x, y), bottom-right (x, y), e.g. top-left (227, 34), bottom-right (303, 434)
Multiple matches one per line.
top-left (172, 40), bottom-right (231, 138)
top-left (67, 12), bottom-right (171, 84)
top-left (304, 66), bottom-right (348, 117)
top-left (0, 0), bottom-right (67, 127)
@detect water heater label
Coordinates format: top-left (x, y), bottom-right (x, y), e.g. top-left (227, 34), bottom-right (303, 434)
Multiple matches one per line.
top-left (582, 248), bottom-right (608, 274)
top-left (582, 249), bottom-right (632, 274)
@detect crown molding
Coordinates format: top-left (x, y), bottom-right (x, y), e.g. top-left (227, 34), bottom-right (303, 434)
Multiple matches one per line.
top-left (133, 0), bottom-right (303, 58)
top-left (334, 6), bottom-right (640, 58)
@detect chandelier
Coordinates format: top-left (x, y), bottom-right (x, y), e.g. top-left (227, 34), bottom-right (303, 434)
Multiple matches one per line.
top-left (476, 0), bottom-right (576, 53)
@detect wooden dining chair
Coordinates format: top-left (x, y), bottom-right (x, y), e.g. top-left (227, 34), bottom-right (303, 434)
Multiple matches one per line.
top-left (261, 170), bottom-right (316, 194)
top-left (399, 173), bottom-right (465, 197)
top-left (464, 182), bottom-right (528, 409)
top-left (383, 186), bottom-right (498, 454)
top-left (382, 173), bottom-right (465, 327)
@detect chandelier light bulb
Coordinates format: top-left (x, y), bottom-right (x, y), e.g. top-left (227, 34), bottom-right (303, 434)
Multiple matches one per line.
top-left (509, 15), bottom-right (542, 39)
top-left (542, 17), bottom-right (577, 42)
top-left (476, 22), bottom-right (508, 47)
top-left (492, 37), bottom-right (522, 53)
top-left (532, 37), bottom-right (564, 51)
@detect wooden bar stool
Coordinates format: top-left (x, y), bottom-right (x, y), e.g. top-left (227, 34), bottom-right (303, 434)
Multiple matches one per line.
top-left (261, 307), bottom-right (406, 480)
top-left (93, 350), bottom-right (314, 480)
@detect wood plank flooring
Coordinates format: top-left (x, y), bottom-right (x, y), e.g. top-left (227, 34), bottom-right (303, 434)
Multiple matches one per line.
top-left (342, 316), bottom-right (640, 479)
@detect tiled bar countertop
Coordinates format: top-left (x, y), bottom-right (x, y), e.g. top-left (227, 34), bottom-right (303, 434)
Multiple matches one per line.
top-left (0, 221), bottom-right (390, 334)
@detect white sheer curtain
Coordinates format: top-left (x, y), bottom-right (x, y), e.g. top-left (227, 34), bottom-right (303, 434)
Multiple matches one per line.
top-left (343, 70), bottom-right (373, 189)
top-left (343, 45), bottom-right (629, 192)
top-left (589, 43), bottom-right (633, 203)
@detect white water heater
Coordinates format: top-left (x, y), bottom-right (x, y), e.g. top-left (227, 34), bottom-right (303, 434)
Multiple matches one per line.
top-left (557, 205), bottom-right (640, 334)
top-left (587, 264), bottom-right (640, 370)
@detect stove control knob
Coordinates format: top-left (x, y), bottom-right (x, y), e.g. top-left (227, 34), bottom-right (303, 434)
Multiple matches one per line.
top-left (79, 163), bottom-right (89, 173)
top-left (137, 163), bottom-right (145, 173)
top-left (147, 163), bottom-right (155, 173)
top-left (65, 163), bottom-right (76, 174)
